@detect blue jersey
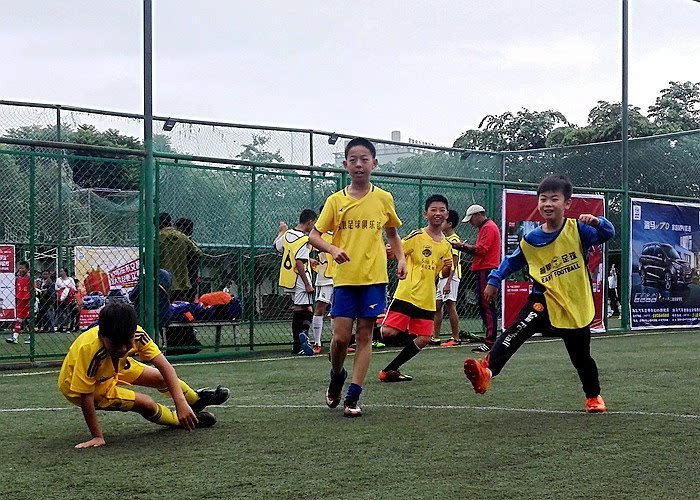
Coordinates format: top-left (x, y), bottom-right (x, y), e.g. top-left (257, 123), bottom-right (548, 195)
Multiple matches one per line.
top-left (487, 217), bottom-right (615, 292)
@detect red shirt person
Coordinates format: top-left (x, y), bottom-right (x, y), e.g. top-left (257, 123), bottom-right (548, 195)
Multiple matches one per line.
top-left (6, 261), bottom-right (31, 344)
top-left (451, 205), bottom-right (502, 352)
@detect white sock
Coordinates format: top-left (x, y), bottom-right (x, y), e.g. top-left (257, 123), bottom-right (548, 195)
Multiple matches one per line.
top-left (312, 315), bottom-right (323, 346)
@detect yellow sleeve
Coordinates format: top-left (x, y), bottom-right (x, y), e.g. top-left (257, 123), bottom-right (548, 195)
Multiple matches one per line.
top-left (135, 329), bottom-right (162, 361)
top-left (315, 196), bottom-right (337, 233)
top-left (401, 236), bottom-right (415, 257)
top-left (68, 346), bottom-right (97, 394)
top-left (384, 193), bottom-right (402, 228)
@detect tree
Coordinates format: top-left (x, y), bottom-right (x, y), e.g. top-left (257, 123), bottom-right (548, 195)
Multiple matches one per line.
top-left (648, 81), bottom-right (700, 133)
top-left (237, 134), bottom-right (285, 163)
top-left (454, 109), bottom-right (570, 151)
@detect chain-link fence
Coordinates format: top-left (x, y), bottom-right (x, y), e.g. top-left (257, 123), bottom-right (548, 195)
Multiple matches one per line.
top-left (1, 100), bottom-right (700, 364)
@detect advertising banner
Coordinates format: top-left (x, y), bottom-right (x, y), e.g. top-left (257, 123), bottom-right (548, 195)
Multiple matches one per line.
top-left (74, 246), bottom-right (139, 328)
top-left (502, 190), bottom-right (605, 332)
top-left (630, 198), bottom-right (700, 329)
top-left (0, 245), bottom-right (16, 320)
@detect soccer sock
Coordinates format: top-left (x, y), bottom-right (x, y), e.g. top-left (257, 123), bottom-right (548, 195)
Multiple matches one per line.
top-left (345, 383), bottom-right (362, 404)
top-left (158, 379), bottom-right (200, 406)
top-left (312, 315), bottom-right (323, 345)
top-left (329, 367), bottom-right (347, 393)
top-left (291, 310), bottom-right (304, 349)
top-left (384, 339), bottom-right (422, 372)
top-left (147, 403), bottom-right (181, 427)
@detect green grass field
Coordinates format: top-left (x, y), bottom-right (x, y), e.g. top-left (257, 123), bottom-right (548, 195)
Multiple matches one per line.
top-left (1, 330), bottom-right (698, 500)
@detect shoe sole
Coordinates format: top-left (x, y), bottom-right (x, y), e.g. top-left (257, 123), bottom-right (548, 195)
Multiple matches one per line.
top-left (343, 408), bottom-right (362, 418)
top-left (192, 387), bottom-right (231, 412)
top-left (464, 358), bottom-right (488, 394)
top-left (586, 407), bottom-right (607, 413)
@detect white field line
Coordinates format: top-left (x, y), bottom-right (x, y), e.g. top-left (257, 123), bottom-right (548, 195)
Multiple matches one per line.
top-left (0, 329), bottom-right (691, 378)
top-left (0, 402), bottom-right (698, 420)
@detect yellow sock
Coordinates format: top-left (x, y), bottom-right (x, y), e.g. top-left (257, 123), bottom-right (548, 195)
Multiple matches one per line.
top-left (158, 379), bottom-right (200, 406)
top-left (147, 403), bottom-right (180, 427)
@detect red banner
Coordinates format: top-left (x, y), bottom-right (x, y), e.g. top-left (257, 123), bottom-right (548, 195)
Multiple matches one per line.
top-left (0, 245), bottom-right (16, 320)
top-left (502, 190), bottom-right (605, 332)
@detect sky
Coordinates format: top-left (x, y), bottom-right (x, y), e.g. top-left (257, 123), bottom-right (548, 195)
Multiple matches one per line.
top-left (2, 0), bottom-right (700, 146)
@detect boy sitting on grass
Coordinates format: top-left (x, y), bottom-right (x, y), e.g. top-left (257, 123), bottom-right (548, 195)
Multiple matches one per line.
top-left (58, 302), bottom-right (230, 448)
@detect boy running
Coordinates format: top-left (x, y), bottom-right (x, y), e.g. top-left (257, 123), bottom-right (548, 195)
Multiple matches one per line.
top-left (379, 195), bottom-right (453, 381)
top-left (463, 175), bottom-right (614, 413)
top-left (58, 302), bottom-right (230, 448)
top-left (432, 209), bottom-right (462, 346)
top-left (273, 209), bottom-right (317, 355)
top-left (310, 137), bottom-right (406, 418)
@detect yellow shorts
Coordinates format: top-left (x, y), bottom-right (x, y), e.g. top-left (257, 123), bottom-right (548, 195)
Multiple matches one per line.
top-left (63, 357), bottom-right (147, 412)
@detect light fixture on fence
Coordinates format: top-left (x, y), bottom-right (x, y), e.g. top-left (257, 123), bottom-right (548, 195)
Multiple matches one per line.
top-left (328, 133), bottom-right (339, 145)
top-left (162, 118), bottom-right (177, 132)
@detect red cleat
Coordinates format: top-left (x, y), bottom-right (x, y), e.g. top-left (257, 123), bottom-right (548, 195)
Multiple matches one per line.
top-left (585, 395), bottom-right (607, 413)
top-left (464, 357), bottom-right (491, 394)
top-left (312, 344), bottom-right (322, 355)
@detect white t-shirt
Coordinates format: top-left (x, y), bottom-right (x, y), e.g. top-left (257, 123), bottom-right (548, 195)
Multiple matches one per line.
top-left (55, 276), bottom-right (76, 291)
top-left (607, 273), bottom-right (617, 290)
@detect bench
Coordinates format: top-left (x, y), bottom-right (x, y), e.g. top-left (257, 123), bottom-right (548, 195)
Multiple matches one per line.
top-left (165, 320), bottom-right (241, 352)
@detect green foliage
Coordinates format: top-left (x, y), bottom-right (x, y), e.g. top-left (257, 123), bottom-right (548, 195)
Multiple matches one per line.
top-left (237, 134), bottom-right (285, 163)
top-left (648, 81), bottom-right (700, 133)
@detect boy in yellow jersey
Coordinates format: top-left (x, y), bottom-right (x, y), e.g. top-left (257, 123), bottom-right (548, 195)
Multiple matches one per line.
top-left (311, 205), bottom-right (335, 355)
top-left (432, 209), bottom-right (462, 346)
top-left (463, 175), bottom-right (614, 413)
top-left (310, 137), bottom-right (406, 418)
top-left (58, 302), bottom-right (230, 448)
top-left (379, 195), bottom-right (453, 382)
top-left (273, 209), bottom-right (317, 355)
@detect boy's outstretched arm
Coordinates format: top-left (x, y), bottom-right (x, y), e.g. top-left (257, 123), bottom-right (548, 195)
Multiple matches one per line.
top-left (385, 227), bottom-right (407, 280)
top-left (484, 246), bottom-right (527, 303)
top-left (577, 215), bottom-right (615, 247)
top-left (151, 354), bottom-right (198, 431)
top-left (76, 393), bottom-right (105, 448)
top-left (309, 228), bottom-right (349, 263)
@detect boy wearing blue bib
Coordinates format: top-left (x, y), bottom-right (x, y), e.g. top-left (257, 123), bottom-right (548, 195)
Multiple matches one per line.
top-left (463, 175), bottom-right (615, 413)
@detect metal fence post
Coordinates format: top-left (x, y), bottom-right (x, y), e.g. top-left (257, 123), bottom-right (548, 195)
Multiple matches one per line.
top-left (56, 106), bottom-right (63, 271)
top-left (620, 0), bottom-right (630, 331)
top-left (248, 167), bottom-right (256, 350)
top-left (418, 179), bottom-right (424, 226)
top-left (309, 131), bottom-right (314, 166)
top-left (28, 149), bottom-right (37, 360)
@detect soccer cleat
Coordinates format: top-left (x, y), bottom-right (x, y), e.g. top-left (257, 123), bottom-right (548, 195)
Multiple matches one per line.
top-left (471, 343), bottom-right (491, 353)
top-left (24, 337), bottom-right (31, 344)
top-left (192, 385), bottom-right (231, 412)
top-left (442, 338), bottom-right (461, 347)
top-left (5, 337), bottom-right (18, 344)
top-left (298, 332), bottom-right (314, 356)
top-left (379, 369), bottom-right (413, 382)
top-left (193, 411), bottom-right (218, 428)
top-left (326, 368), bottom-right (347, 408)
top-left (312, 344), bottom-right (322, 355)
top-left (343, 401), bottom-right (362, 418)
top-left (585, 395), bottom-right (607, 413)
top-left (371, 340), bottom-right (386, 349)
top-left (464, 357), bottom-right (491, 394)
top-left (429, 337), bottom-right (442, 345)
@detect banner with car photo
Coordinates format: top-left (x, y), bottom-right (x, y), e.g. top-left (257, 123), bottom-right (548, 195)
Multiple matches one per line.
top-left (74, 246), bottom-right (139, 328)
top-left (502, 190), bottom-right (606, 332)
top-left (630, 198), bottom-right (700, 329)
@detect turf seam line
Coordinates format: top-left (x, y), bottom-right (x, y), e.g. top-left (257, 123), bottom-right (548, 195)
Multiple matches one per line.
top-left (1, 403), bottom-right (698, 419)
top-left (0, 329), bottom-right (689, 378)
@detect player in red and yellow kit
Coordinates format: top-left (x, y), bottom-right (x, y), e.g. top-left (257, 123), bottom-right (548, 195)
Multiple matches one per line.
top-left (379, 194), bottom-right (454, 381)
top-left (58, 302), bottom-right (230, 448)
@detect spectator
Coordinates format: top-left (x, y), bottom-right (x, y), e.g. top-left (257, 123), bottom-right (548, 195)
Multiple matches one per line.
top-left (55, 267), bottom-right (76, 333)
top-left (608, 264), bottom-right (620, 318)
top-left (36, 270), bottom-right (56, 333)
top-left (6, 260), bottom-right (31, 344)
top-left (451, 204), bottom-right (502, 353)
top-left (159, 212), bottom-right (203, 303)
top-left (175, 217), bottom-right (200, 303)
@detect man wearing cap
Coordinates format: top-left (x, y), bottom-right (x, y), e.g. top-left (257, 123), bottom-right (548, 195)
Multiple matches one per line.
top-left (451, 205), bottom-right (501, 353)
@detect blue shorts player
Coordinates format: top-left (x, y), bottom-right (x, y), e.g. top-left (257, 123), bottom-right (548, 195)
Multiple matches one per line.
top-left (310, 137), bottom-right (406, 417)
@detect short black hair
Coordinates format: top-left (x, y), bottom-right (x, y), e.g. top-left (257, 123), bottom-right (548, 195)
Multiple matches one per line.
top-left (175, 217), bottom-right (194, 237)
top-left (59, 267), bottom-right (69, 274)
top-left (18, 260), bottom-right (29, 269)
top-left (344, 137), bottom-right (376, 159)
top-left (537, 174), bottom-right (573, 200)
top-left (424, 194), bottom-right (449, 211)
top-left (299, 209), bottom-right (317, 224)
top-left (98, 302), bottom-right (138, 343)
top-left (159, 212), bottom-right (172, 229)
top-left (446, 209), bottom-right (460, 229)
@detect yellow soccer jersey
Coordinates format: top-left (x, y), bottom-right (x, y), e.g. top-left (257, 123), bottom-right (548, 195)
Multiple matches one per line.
top-left (445, 232), bottom-right (462, 279)
top-left (315, 232), bottom-right (335, 287)
top-left (394, 229), bottom-right (453, 311)
top-left (58, 325), bottom-right (161, 398)
top-left (315, 184), bottom-right (402, 286)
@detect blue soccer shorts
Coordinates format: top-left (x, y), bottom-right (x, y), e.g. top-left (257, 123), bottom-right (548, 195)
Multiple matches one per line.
top-left (330, 284), bottom-right (387, 319)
